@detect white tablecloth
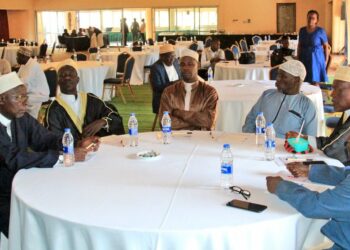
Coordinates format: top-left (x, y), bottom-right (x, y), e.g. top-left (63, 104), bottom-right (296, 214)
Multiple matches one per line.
top-left (251, 40), bottom-right (298, 52)
top-left (40, 61), bottom-right (115, 98)
top-left (212, 80), bottom-right (325, 136)
top-left (9, 132), bottom-right (337, 250)
top-left (0, 45), bottom-right (39, 66)
top-left (214, 61), bottom-right (271, 81)
top-left (91, 49), bottom-right (159, 85)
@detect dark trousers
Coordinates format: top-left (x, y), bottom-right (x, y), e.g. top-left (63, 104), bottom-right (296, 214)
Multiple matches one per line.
top-left (140, 33), bottom-right (146, 44)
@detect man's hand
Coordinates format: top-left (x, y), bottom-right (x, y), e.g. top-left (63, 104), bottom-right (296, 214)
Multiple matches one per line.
top-left (287, 162), bottom-right (309, 177)
top-left (74, 147), bottom-right (87, 162)
top-left (266, 176), bottom-right (283, 193)
top-left (83, 119), bottom-right (107, 137)
top-left (285, 131), bottom-right (308, 140)
top-left (78, 136), bottom-right (100, 152)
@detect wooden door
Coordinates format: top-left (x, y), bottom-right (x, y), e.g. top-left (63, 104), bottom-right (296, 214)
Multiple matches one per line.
top-left (277, 3), bottom-right (296, 33)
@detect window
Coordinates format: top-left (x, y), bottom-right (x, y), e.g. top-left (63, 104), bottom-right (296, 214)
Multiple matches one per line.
top-left (78, 11), bottom-right (101, 30)
top-left (199, 8), bottom-right (217, 32)
top-left (154, 9), bottom-right (169, 31)
top-left (36, 11), bottom-right (66, 46)
top-left (123, 9), bottom-right (146, 28)
top-left (102, 10), bottom-right (122, 31)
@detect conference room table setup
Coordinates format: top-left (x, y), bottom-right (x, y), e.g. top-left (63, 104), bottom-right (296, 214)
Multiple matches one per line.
top-left (90, 48), bottom-right (159, 85)
top-left (156, 40), bottom-right (204, 57)
top-left (9, 131), bottom-right (338, 250)
top-left (212, 80), bottom-right (326, 137)
top-left (40, 60), bottom-right (115, 98)
top-left (250, 40), bottom-right (298, 52)
top-left (0, 44), bottom-right (39, 66)
top-left (214, 61), bottom-right (271, 81)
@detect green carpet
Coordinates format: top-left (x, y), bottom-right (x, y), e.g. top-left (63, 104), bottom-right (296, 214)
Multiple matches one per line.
top-left (108, 84), bottom-right (158, 132)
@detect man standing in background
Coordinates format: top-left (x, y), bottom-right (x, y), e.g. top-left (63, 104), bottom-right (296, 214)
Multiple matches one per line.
top-left (140, 19), bottom-right (146, 45)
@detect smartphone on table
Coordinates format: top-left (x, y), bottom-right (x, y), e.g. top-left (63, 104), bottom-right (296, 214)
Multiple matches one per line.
top-left (226, 199), bottom-right (267, 213)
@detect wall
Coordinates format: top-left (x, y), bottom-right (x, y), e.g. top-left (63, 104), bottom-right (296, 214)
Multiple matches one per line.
top-left (7, 10), bottom-right (36, 40)
top-left (0, 0), bottom-right (33, 10)
top-left (1, 0), bottom-right (331, 40)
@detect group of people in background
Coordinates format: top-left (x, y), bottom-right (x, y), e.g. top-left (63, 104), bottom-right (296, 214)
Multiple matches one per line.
top-left (120, 18), bottom-right (146, 46)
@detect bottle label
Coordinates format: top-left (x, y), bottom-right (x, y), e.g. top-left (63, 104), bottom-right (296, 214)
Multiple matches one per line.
top-left (265, 139), bottom-right (276, 149)
top-left (256, 127), bottom-right (265, 134)
top-left (129, 128), bottom-right (138, 136)
top-left (63, 145), bottom-right (74, 154)
top-left (221, 163), bottom-right (233, 174)
top-left (162, 126), bottom-right (172, 133)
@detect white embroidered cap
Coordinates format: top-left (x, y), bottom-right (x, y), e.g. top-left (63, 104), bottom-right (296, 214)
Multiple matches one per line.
top-left (181, 49), bottom-right (199, 62)
top-left (17, 47), bottom-right (32, 57)
top-left (279, 60), bottom-right (307, 81)
top-left (334, 66), bottom-right (350, 82)
top-left (0, 72), bottom-right (24, 94)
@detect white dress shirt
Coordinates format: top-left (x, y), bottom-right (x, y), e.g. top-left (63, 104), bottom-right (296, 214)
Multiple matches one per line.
top-left (201, 47), bottom-right (225, 69)
top-left (184, 82), bottom-right (195, 111)
top-left (0, 113), bottom-right (11, 139)
top-left (59, 93), bottom-right (81, 117)
top-left (18, 58), bottom-right (50, 118)
top-left (163, 63), bottom-right (179, 82)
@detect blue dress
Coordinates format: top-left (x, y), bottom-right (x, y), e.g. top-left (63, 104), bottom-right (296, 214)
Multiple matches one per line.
top-left (299, 26), bottom-right (328, 83)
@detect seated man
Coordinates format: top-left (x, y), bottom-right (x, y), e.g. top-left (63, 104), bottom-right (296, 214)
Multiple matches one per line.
top-left (17, 47), bottom-right (50, 118)
top-left (242, 60), bottom-right (317, 138)
top-left (150, 44), bottom-right (181, 114)
top-left (0, 72), bottom-right (99, 238)
top-left (270, 35), bottom-right (295, 67)
top-left (159, 49), bottom-right (218, 130)
top-left (200, 38), bottom-right (225, 69)
top-left (287, 66), bottom-right (350, 163)
top-left (266, 160), bottom-right (350, 250)
top-left (45, 64), bottom-right (125, 142)
top-left (0, 59), bottom-right (11, 75)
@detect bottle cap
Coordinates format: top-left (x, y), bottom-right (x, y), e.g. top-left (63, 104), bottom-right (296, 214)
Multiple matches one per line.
top-left (267, 122), bottom-right (273, 127)
top-left (130, 113), bottom-right (135, 116)
top-left (223, 143), bottom-right (230, 149)
top-left (64, 128), bottom-right (71, 132)
top-left (163, 111), bottom-right (169, 115)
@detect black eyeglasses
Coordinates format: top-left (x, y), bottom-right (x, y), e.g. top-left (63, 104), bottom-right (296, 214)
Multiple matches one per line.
top-left (229, 186), bottom-right (251, 200)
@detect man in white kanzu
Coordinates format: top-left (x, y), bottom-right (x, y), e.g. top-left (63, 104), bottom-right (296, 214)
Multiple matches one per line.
top-left (17, 47), bottom-right (49, 118)
top-left (159, 49), bottom-right (218, 130)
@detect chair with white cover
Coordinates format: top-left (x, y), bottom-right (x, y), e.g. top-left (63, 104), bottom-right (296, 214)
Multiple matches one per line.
top-left (252, 35), bottom-right (262, 45)
top-left (231, 45), bottom-right (241, 60)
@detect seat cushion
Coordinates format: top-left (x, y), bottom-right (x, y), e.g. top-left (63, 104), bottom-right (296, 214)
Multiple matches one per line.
top-left (104, 78), bottom-right (123, 84)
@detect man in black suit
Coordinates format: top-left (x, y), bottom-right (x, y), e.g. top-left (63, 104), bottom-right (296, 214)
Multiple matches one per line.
top-left (150, 44), bottom-right (181, 114)
top-left (271, 35), bottom-right (295, 67)
top-left (287, 66), bottom-right (350, 163)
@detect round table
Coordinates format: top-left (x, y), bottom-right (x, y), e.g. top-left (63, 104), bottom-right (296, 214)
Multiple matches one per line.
top-left (214, 61), bottom-right (271, 81)
top-left (40, 61), bottom-right (115, 98)
top-left (212, 80), bottom-right (325, 136)
top-left (250, 40), bottom-right (298, 52)
top-left (9, 132), bottom-right (336, 250)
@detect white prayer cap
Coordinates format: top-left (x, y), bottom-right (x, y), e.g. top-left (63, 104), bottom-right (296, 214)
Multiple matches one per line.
top-left (334, 66), bottom-right (350, 83)
top-left (17, 47), bottom-right (32, 57)
top-left (159, 44), bottom-right (174, 54)
top-left (56, 59), bottom-right (80, 77)
top-left (181, 49), bottom-right (199, 62)
top-left (0, 72), bottom-right (24, 94)
top-left (279, 60), bottom-right (307, 81)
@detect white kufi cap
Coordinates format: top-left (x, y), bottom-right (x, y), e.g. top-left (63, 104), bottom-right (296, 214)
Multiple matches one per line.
top-left (334, 66), bottom-right (350, 82)
top-left (279, 60), bottom-right (307, 81)
top-left (181, 49), bottom-right (199, 62)
top-left (0, 72), bottom-right (24, 94)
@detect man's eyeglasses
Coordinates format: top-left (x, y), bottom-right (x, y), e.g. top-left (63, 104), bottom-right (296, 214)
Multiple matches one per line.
top-left (229, 186), bottom-right (251, 200)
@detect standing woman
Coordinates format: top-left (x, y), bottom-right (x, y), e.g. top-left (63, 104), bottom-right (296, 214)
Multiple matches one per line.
top-left (298, 10), bottom-right (329, 84)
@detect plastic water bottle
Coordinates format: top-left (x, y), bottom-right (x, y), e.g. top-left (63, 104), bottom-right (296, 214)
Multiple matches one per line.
top-left (73, 50), bottom-right (78, 61)
top-left (190, 37), bottom-right (193, 42)
top-left (194, 36), bottom-right (197, 41)
top-left (255, 112), bottom-right (266, 146)
top-left (96, 47), bottom-right (102, 62)
top-left (163, 36), bottom-right (166, 43)
top-left (161, 111), bottom-right (172, 144)
top-left (264, 35), bottom-right (267, 41)
top-left (128, 113), bottom-right (138, 147)
top-left (268, 35), bottom-right (271, 40)
top-left (265, 123), bottom-right (276, 161)
top-left (62, 128), bottom-right (74, 167)
top-left (266, 49), bottom-right (270, 61)
top-left (220, 144), bottom-right (234, 188)
top-left (207, 66), bottom-right (213, 84)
